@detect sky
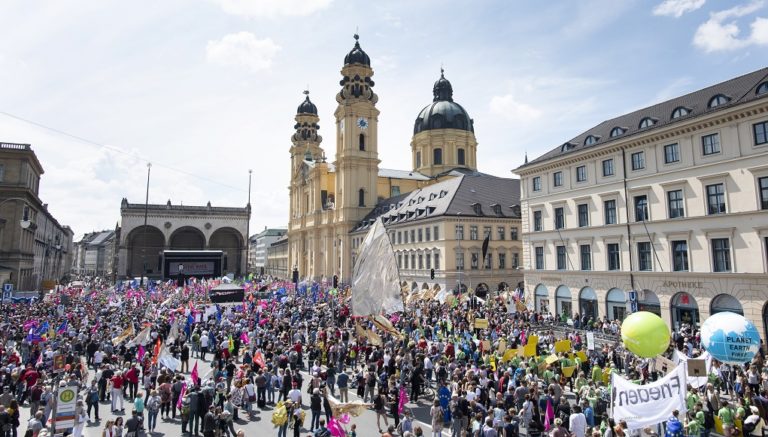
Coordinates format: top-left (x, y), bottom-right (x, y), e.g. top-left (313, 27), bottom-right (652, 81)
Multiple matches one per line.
top-left (1, 0), bottom-right (767, 240)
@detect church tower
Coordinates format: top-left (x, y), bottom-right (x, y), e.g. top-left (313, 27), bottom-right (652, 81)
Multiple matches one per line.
top-left (411, 68), bottom-right (478, 176)
top-left (290, 90), bottom-right (323, 173)
top-left (333, 34), bottom-right (380, 224)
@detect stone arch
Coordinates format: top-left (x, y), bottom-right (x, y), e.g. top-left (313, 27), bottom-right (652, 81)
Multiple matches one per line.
top-left (421, 282), bottom-right (429, 290)
top-left (411, 281), bottom-right (418, 291)
top-left (606, 288), bottom-right (627, 321)
top-left (209, 227), bottom-right (243, 274)
top-left (126, 225), bottom-right (165, 278)
top-left (475, 282), bottom-right (489, 298)
top-left (670, 291), bottom-right (699, 329)
top-left (534, 283), bottom-right (549, 314)
top-left (710, 293), bottom-right (743, 315)
top-left (579, 286), bottom-right (598, 321)
top-left (555, 285), bottom-right (572, 318)
top-left (169, 226), bottom-right (205, 250)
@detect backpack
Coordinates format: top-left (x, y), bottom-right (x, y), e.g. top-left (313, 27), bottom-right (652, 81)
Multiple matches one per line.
top-left (703, 410), bottom-right (714, 430)
top-left (743, 418), bottom-right (758, 435)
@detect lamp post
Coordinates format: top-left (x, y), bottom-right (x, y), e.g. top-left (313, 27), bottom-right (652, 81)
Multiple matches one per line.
top-left (141, 162), bottom-right (151, 288)
top-left (456, 212), bottom-right (463, 295)
top-left (245, 169), bottom-right (252, 277)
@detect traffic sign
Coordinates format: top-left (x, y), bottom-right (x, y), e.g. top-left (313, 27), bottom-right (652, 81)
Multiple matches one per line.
top-left (628, 290), bottom-right (638, 302)
top-left (3, 283), bottom-right (12, 293)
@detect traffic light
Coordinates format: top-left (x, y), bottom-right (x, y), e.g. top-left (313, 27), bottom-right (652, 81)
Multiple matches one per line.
top-left (430, 268), bottom-right (435, 280)
top-left (333, 275), bottom-right (339, 288)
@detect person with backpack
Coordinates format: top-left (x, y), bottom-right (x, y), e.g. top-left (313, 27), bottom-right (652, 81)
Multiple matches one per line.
top-left (86, 380), bottom-right (100, 421)
top-left (742, 406), bottom-right (765, 437)
top-left (145, 390), bottom-right (161, 433)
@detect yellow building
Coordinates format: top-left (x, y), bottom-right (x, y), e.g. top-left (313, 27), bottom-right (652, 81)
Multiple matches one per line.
top-left (288, 35), bottom-right (515, 285)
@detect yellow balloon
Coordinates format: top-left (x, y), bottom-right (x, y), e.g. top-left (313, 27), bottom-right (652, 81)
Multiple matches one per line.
top-left (621, 311), bottom-right (670, 358)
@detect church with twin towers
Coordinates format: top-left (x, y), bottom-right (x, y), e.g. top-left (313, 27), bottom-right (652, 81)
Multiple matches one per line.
top-left (287, 35), bottom-right (522, 294)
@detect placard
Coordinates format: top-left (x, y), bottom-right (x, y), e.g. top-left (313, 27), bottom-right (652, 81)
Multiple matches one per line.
top-left (473, 318), bottom-right (488, 329)
top-left (586, 332), bottom-right (595, 351)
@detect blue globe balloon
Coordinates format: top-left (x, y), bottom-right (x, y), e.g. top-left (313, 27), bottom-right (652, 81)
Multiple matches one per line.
top-left (701, 312), bottom-right (761, 364)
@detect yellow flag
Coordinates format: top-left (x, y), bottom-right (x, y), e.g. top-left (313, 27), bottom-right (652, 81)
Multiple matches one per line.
top-left (502, 349), bottom-right (517, 362)
top-left (524, 342), bottom-right (537, 357)
top-left (576, 351), bottom-right (588, 362)
top-left (546, 355), bottom-right (559, 365)
top-left (554, 340), bottom-right (571, 353)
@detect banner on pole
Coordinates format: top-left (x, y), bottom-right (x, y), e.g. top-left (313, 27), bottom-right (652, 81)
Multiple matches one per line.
top-left (612, 364), bottom-right (687, 430)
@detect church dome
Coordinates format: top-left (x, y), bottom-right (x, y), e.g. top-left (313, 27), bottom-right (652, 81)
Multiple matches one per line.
top-left (297, 92), bottom-right (317, 115)
top-left (413, 69), bottom-right (473, 134)
top-left (344, 34), bottom-right (370, 67)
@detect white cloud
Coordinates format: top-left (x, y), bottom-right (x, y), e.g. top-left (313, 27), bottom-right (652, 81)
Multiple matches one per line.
top-left (693, 1), bottom-right (768, 52)
top-left (206, 32), bottom-right (281, 72)
top-left (489, 95), bottom-right (542, 122)
top-left (209, 0), bottom-right (332, 18)
top-left (653, 0), bottom-right (706, 17)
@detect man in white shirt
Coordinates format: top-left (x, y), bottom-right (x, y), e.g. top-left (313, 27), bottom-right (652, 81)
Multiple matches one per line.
top-left (200, 333), bottom-right (210, 361)
top-left (569, 405), bottom-right (588, 437)
top-left (288, 384), bottom-right (302, 405)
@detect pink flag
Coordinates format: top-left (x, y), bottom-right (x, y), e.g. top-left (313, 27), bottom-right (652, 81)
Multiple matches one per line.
top-left (36, 352), bottom-right (43, 366)
top-left (327, 417), bottom-right (345, 437)
top-left (398, 385), bottom-right (409, 415)
top-left (239, 332), bottom-right (249, 344)
top-left (253, 352), bottom-right (265, 369)
top-left (191, 361), bottom-right (199, 385)
top-left (137, 345), bottom-right (146, 361)
top-left (544, 398), bottom-right (554, 431)
top-left (176, 383), bottom-right (187, 409)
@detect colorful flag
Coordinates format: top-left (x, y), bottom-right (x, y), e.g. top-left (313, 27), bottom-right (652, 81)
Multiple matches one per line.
top-left (253, 351), bottom-right (265, 369)
top-left (327, 417), bottom-right (345, 437)
top-left (228, 334), bottom-right (234, 354)
top-left (176, 383), bottom-right (187, 409)
top-left (137, 345), bottom-right (146, 361)
top-left (152, 338), bottom-right (161, 364)
top-left (56, 320), bottom-right (68, 334)
top-left (398, 385), bottom-right (409, 415)
top-left (544, 398), bottom-right (554, 431)
top-left (191, 361), bottom-right (199, 385)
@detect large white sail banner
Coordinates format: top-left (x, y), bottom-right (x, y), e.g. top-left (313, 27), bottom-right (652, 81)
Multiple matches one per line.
top-left (351, 218), bottom-right (403, 317)
top-left (612, 364), bottom-right (687, 429)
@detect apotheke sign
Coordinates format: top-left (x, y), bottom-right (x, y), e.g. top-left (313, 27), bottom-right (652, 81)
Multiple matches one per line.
top-left (662, 281), bottom-right (703, 289)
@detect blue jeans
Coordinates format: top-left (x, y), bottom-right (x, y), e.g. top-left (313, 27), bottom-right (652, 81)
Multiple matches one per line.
top-left (147, 410), bottom-right (158, 430)
top-left (311, 409), bottom-right (321, 430)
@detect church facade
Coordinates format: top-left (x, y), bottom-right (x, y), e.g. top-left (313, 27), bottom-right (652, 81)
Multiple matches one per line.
top-left (287, 35), bottom-right (519, 287)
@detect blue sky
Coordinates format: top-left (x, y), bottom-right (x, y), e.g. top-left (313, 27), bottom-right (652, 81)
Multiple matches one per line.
top-left (0, 0), bottom-right (766, 239)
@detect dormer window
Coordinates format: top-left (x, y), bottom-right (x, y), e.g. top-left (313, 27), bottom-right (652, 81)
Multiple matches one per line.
top-left (610, 127), bottom-right (626, 138)
top-left (584, 135), bottom-right (599, 146)
top-left (708, 94), bottom-right (730, 108)
top-left (671, 106), bottom-right (691, 119)
top-left (472, 203), bottom-right (484, 216)
top-left (492, 204), bottom-right (503, 216)
top-left (429, 193), bottom-right (436, 201)
top-left (638, 117), bottom-right (656, 129)
top-left (757, 82), bottom-right (768, 95)
top-left (439, 190), bottom-right (447, 198)
top-left (561, 142), bottom-right (576, 152)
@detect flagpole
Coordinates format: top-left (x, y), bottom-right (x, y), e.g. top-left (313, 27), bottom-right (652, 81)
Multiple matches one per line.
top-left (141, 162), bottom-right (152, 288)
top-left (245, 169), bottom-right (252, 277)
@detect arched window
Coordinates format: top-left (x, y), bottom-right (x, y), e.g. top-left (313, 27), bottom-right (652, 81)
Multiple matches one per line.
top-left (358, 188), bottom-right (365, 207)
top-left (584, 135), bottom-right (599, 146)
top-left (708, 94), bottom-right (730, 108)
top-left (757, 82), bottom-right (768, 95)
top-left (431, 115), bottom-right (444, 129)
top-left (638, 117), bottom-right (656, 129)
top-left (671, 106), bottom-right (690, 119)
top-left (453, 114), bottom-right (466, 130)
top-left (457, 148), bottom-right (466, 165)
top-left (415, 151), bottom-right (422, 168)
top-left (359, 133), bottom-right (365, 151)
top-left (610, 127), bottom-right (626, 138)
top-left (433, 148), bottom-right (443, 165)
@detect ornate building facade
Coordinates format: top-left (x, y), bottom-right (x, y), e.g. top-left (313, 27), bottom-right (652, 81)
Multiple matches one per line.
top-left (287, 35), bottom-right (521, 287)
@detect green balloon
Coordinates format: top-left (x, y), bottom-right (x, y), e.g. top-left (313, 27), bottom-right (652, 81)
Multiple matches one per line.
top-left (621, 311), bottom-right (670, 358)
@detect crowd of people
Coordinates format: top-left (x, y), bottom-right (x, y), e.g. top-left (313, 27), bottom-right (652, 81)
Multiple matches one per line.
top-left (0, 277), bottom-right (766, 437)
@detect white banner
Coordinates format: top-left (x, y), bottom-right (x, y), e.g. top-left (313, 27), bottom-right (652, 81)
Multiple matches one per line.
top-left (673, 350), bottom-right (712, 388)
top-left (168, 262), bottom-right (214, 275)
top-left (612, 364), bottom-right (687, 429)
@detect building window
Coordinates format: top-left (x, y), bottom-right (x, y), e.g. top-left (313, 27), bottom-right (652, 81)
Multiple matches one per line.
top-left (513, 252), bottom-right (519, 268)
top-left (584, 135), bottom-right (598, 145)
top-left (416, 151), bottom-right (421, 168)
top-left (637, 241), bottom-right (652, 271)
top-left (458, 148), bottom-right (466, 165)
top-left (433, 226), bottom-right (439, 240)
top-left (602, 159), bottom-right (614, 177)
top-left (417, 228), bottom-right (423, 242)
top-left (554, 207), bottom-right (565, 229)
top-left (455, 225), bottom-right (464, 240)
top-left (604, 199), bottom-right (617, 225)
top-left (510, 227), bottom-right (518, 240)
top-left (411, 254), bottom-right (416, 269)
top-left (497, 226), bottom-right (505, 240)
top-left (404, 231), bottom-right (409, 244)
top-left (610, 127), bottom-right (625, 137)
top-left (425, 227), bottom-right (431, 241)
top-left (470, 225), bottom-right (478, 240)
top-left (760, 177), bottom-right (768, 210)
top-left (556, 246), bottom-right (566, 270)
top-left (418, 254), bottom-right (423, 269)
top-left (580, 245), bottom-right (591, 271)
top-left (358, 188), bottom-right (365, 207)
top-left (397, 232), bottom-right (402, 244)
top-left (631, 151), bottom-right (645, 170)
top-left (634, 195), bottom-right (648, 222)
top-left (706, 183), bottom-right (726, 214)
top-left (498, 253), bottom-right (506, 269)
top-left (434, 253), bottom-right (440, 269)
top-left (483, 226), bottom-right (491, 239)
top-left (535, 247), bottom-right (544, 270)
top-left (359, 133), bottom-right (365, 151)
top-left (668, 189), bottom-right (685, 218)
top-left (712, 238), bottom-right (731, 272)
top-left (0, 164), bottom-right (4, 182)
top-left (484, 253), bottom-right (492, 269)
top-left (664, 143), bottom-right (680, 163)
top-left (404, 254), bottom-right (409, 269)
top-left (433, 148), bottom-right (443, 165)
top-left (708, 94), bottom-right (729, 108)
top-left (755, 121), bottom-right (768, 146)
top-left (426, 253), bottom-right (431, 269)
top-left (578, 203), bottom-right (589, 227)
top-left (533, 211), bottom-right (542, 231)
top-left (391, 186), bottom-right (400, 197)
top-left (639, 117), bottom-right (655, 129)
top-left (456, 252), bottom-right (464, 271)
top-left (671, 106), bottom-right (690, 119)
top-left (607, 243), bottom-right (620, 270)
top-left (397, 254), bottom-right (402, 269)
top-left (470, 253), bottom-right (479, 269)
top-left (553, 171), bottom-right (563, 187)
top-left (576, 165), bottom-right (587, 182)
top-left (532, 176), bottom-right (541, 192)
top-left (702, 133), bottom-right (720, 155)
top-left (410, 229), bottom-right (415, 242)
top-left (672, 240), bottom-right (689, 271)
